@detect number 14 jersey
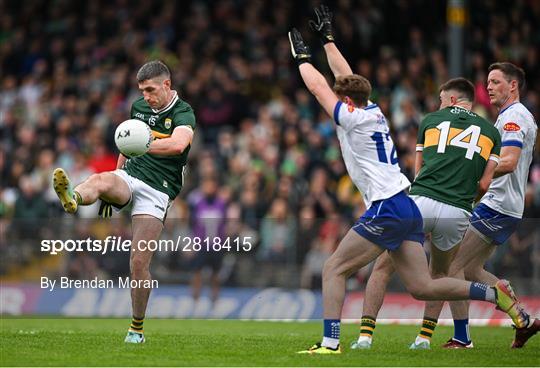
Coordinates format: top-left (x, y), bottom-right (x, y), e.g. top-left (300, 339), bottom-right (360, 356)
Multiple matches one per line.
top-left (411, 106), bottom-right (501, 212)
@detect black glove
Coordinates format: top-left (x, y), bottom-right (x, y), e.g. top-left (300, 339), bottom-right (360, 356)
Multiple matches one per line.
top-left (309, 4), bottom-right (334, 44)
top-left (98, 200), bottom-right (113, 219)
top-left (288, 28), bottom-right (312, 65)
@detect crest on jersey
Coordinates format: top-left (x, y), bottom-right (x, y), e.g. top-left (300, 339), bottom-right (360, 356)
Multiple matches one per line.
top-left (165, 118), bottom-right (172, 129)
top-left (503, 122), bottom-right (520, 131)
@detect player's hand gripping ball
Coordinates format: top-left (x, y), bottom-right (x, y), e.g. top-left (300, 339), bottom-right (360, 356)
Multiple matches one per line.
top-left (114, 119), bottom-right (153, 157)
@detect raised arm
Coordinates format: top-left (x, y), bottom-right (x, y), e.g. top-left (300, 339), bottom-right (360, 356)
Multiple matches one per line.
top-left (309, 4), bottom-right (353, 77)
top-left (324, 43), bottom-right (353, 77)
top-left (289, 29), bottom-right (339, 118)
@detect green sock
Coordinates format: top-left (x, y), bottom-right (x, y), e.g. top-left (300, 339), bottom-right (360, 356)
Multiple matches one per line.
top-left (359, 315), bottom-right (376, 339)
top-left (74, 191), bottom-right (82, 205)
top-left (418, 317), bottom-right (437, 340)
top-left (129, 316), bottom-right (144, 334)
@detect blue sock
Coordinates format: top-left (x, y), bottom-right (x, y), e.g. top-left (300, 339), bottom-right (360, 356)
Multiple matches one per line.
top-left (323, 319), bottom-right (340, 340)
top-left (469, 282), bottom-right (489, 301)
top-left (453, 319), bottom-right (471, 344)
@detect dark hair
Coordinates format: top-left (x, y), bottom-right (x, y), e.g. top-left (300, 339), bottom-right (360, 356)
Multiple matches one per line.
top-left (439, 77), bottom-right (475, 102)
top-left (136, 60), bottom-right (171, 83)
top-left (333, 74), bottom-right (371, 106)
top-left (488, 62), bottom-right (526, 93)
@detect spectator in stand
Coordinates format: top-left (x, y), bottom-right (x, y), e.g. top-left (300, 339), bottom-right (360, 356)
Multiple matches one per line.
top-left (0, 0), bottom-right (538, 285)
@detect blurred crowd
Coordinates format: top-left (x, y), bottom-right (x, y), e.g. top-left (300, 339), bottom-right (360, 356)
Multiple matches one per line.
top-left (1, 0), bottom-right (539, 290)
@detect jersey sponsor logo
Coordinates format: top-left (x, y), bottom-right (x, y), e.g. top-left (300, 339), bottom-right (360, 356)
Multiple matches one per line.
top-left (450, 107), bottom-right (476, 116)
top-left (503, 122), bottom-right (520, 131)
top-left (164, 118), bottom-right (172, 129)
top-left (135, 113), bottom-right (145, 120)
top-left (163, 180), bottom-right (168, 188)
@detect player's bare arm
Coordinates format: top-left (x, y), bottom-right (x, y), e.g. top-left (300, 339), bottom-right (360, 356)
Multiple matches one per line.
top-left (116, 154), bottom-right (127, 169)
top-left (476, 159), bottom-right (498, 201)
top-left (493, 146), bottom-right (520, 177)
top-left (299, 64), bottom-right (339, 118)
top-left (324, 43), bottom-right (353, 78)
top-left (148, 126), bottom-right (194, 156)
top-left (414, 151), bottom-right (423, 177)
top-left (289, 29), bottom-right (339, 118)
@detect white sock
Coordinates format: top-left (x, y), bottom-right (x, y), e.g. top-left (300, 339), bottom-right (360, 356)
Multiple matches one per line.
top-left (357, 335), bottom-right (372, 344)
top-left (485, 287), bottom-right (496, 303)
top-left (415, 336), bottom-right (431, 345)
top-left (321, 336), bottom-right (340, 349)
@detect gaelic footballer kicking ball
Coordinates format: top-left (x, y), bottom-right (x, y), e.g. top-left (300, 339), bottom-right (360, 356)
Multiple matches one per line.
top-left (114, 119), bottom-right (153, 157)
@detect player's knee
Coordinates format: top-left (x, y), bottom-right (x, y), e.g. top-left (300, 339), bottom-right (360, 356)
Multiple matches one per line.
top-left (98, 173), bottom-right (117, 193)
top-left (322, 257), bottom-right (346, 279)
top-left (373, 259), bottom-right (393, 279)
top-left (86, 173), bottom-right (101, 187)
top-left (322, 258), bottom-right (336, 279)
top-left (87, 173), bottom-right (113, 194)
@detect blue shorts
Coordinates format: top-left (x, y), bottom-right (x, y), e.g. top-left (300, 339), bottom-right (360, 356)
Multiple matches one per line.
top-left (353, 191), bottom-right (424, 251)
top-left (470, 203), bottom-right (521, 245)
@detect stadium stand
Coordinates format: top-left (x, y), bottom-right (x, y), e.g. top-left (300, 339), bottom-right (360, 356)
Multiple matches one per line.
top-left (1, 0), bottom-right (539, 292)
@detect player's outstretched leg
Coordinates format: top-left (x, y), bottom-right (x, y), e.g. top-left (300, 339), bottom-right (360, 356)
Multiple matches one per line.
top-left (351, 252), bottom-right (394, 350)
top-left (53, 168), bottom-right (79, 213)
top-left (390, 241), bottom-right (528, 329)
top-left (53, 168), bottom-right (131, 214)
top-left (298, 229), bottom-right (383, 354)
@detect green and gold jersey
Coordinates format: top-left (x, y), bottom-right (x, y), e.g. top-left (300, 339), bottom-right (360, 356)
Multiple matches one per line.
top-left (410, 106), bottom-right (501, 211)
top-left (123, 92), bottom-right (195, 199)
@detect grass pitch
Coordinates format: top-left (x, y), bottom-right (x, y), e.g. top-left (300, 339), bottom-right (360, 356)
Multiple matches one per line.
top-left (1, 318), bottom-right (539, 366)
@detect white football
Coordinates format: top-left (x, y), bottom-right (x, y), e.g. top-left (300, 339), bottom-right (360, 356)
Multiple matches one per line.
top-left (114, 119), bottom-right (153, 157)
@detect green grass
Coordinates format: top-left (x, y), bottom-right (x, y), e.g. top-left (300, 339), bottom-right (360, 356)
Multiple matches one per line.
top-left (1, 318), bottom-right (539, 366)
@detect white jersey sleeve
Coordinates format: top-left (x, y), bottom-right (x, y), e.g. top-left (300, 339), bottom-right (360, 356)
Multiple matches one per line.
top-left (481, 102), bottom-right (538, 218)
top-left (333, 101), bottom-right (410, 208)
top-left (499, 110), bottom-right (530, 148)
top-left (333, 101), bottom-right (374, 131)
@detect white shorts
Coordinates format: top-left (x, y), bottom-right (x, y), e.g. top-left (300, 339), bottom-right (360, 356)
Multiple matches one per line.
top-left (410, 195), bottom-right (471, 251)
top-left (112, 169), bottom-right (171, 221)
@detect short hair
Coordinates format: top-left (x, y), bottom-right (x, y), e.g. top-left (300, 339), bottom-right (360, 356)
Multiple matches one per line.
top-left (488, 62), bottom-right (526, 93)
top-left (439, 77), bottom-right (475, 102)
top-left (333, 74), bottom-right (371, 106)
top-left (136, 60), bottom-right (171, 83)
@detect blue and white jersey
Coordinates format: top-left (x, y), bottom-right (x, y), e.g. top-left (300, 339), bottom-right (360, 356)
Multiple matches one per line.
top-left (481, 102), bottom-right (537, 218)
top-left (333, 101), bottom-right (410, 208)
